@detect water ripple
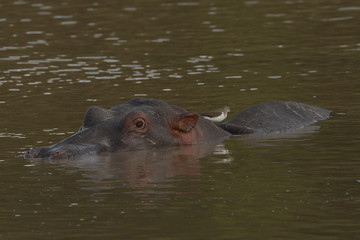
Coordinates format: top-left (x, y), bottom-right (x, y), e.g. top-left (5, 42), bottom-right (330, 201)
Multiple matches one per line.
top-left (187, 55), bottom-right (213, 63)
top-left (0, 46), bottom-right (33, 51)
top-left (0, 132), bottom-right (26, 139)
top-left (323, 16), bottom-right (354, 22)
top-left (338, 7), bottom-right (360, 11)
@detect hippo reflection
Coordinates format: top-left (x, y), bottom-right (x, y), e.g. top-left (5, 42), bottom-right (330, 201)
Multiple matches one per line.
top-left (30, 144), bottom-right (218, 189)
top-left (25, 98), bottom-right (330, 159)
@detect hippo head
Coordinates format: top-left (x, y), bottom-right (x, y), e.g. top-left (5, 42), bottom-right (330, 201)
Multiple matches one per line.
top-left (25, 98), bottom-right (229, 159)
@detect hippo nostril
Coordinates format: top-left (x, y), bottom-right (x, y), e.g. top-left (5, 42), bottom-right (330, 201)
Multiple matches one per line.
top-left (25, 148), bottom-right (41, 158)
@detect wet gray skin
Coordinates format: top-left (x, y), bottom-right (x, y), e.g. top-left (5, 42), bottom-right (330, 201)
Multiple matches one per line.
top-left (24, 98), bottom-right (330, 159)
top-left (25, 98), bottom-right (231, 159)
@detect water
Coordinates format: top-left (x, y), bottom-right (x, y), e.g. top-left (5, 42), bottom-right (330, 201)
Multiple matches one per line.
top-left (1, 0), bottom-right (359, 239)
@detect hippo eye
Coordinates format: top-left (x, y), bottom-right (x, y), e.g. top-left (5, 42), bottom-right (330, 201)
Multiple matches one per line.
top-left (133, 118), bottom-right (146, 128)
top-left (136, 121), bottom-right (143, 128)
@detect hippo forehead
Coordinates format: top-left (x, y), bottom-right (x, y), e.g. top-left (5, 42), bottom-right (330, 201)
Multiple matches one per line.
top-left (83, 98), bottom-right (186, 129)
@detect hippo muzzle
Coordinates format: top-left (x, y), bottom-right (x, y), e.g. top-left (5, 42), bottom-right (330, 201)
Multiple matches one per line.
top-left (25, 143), bottom-right (104, 159)
top-left (25, 122), bottom-right (115, 159)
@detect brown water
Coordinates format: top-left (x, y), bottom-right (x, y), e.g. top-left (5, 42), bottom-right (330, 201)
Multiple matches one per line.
top-left (1, 0), bottom-right (359, 239)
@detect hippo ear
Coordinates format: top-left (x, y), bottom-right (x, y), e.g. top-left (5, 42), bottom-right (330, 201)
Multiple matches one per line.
top-left (82, 106), bottom-right (114, 129)
top-left (174, 113), bottom-right (199, 133)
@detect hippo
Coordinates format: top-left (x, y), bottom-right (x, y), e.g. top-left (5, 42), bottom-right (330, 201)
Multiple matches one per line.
top-left (24, 98), bottom-right (330, 159)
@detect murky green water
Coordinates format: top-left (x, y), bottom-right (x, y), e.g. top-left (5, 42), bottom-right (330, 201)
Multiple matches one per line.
top-left (1, 0), bottom-right (359, 239)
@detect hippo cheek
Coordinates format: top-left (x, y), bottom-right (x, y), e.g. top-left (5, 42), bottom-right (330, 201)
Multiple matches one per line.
top-left (117, 136), bottom-right (150, 151)
top-left (115, 130), bottom-right (164, 151)
top-left (25, 146), bottom-right (73, 159)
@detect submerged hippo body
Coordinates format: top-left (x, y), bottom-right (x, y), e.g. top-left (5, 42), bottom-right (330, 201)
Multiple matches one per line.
top-left (25, 98), bottom-right (330, 159)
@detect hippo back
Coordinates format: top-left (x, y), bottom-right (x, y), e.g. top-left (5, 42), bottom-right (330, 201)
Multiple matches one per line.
top-left (219, 101), bottom-right (331, 134)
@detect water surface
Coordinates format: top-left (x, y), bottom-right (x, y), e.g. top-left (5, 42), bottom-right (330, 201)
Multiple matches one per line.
top-left (1, 0), bottom-right (359, 239)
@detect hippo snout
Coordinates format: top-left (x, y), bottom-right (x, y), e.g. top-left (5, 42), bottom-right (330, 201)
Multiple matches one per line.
top-left (25, 146), bottom-right (72, 159)
top-left (24, 143), bottom-right (105, 159)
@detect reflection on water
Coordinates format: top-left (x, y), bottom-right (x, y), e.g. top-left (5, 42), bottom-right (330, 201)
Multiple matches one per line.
top-left (24, 143), bottom-right (233, 205)
top-left (25, 126), bottom-right (318, 194)
top-left (28, 143), bottom-right (225, 189)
